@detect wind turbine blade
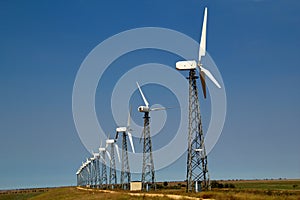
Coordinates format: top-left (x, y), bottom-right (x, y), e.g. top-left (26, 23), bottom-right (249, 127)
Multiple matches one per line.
top-left (199, 7), bottom-right (208, 63)
top-left (127, 105), bottom-right (132, 127)
top-left (127, 132), bottom-right (135, 153)
top-left (100, 156), bottom-right (106, 165)
top-left (136, 82), bottom-right (149, 107)
top-left (115, 144), bottom-right (121, 162)
top-left (200, 71), bottom-right (207, 99)
top-left (139, 128), bottom-right (144, 143)
top-left (99, 153), bottom-right (105, 164)
top-left (106, 151), bottom-right (111, 161)
top-left (150, 106), bottom-right (177, 111)
top-left (150, 107), bottom-right (166, 111)
top-left (200, 66), bottom-right (221, 88)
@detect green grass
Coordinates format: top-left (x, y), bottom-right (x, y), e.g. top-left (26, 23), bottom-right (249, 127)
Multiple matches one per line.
top-left (0, 192), bottom-right (43, 200)
top-left (1, 180), bottom-right (300, 200)
top-left (221, 179), bottom-right (300, 190)
top-left (0, 187), bottom-right (168, 200)
top-left (198, 190), bottom-right (300, 200)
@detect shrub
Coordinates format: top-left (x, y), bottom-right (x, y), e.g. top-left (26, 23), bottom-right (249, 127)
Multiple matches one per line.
top-left (156, 184), bottom-right (163, 189)
top-left (292, 184), bottom-right (298, 189)
top-left (211, 180), bottom-right (219, 188)
top-left (210, 180), bottom-right (227, 189)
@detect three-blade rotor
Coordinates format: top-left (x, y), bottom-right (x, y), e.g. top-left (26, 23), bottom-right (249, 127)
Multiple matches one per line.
top-left (116, 106), bottom-right (135, 153)
top-left (136, 82), bottom-right (167, 112)
top-left (106, 138), bottom-right (121, 163)
top-left (175, 7), bottom-right (221, 98)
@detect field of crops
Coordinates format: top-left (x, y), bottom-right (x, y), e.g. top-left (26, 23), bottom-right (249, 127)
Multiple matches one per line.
top-left (0, 179), bottom-right (299, 200)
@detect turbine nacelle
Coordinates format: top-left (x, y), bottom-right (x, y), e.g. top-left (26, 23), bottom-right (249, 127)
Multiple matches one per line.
top-left (99, 147), bottom-right (106, 152)
top-left (176, 60), bottom-right (197, 70)
top-left (116, 127), bottom-right (127, 132)
top-left (138, 106), bottom-right (150, 113)
top-left (106, 139), bottom-right (115, 144)
top-left (93, 153), bottom-right (99, 158)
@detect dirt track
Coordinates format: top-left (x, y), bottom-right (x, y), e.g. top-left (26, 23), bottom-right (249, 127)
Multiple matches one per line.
top-left (76, 187), bottom-right (213, 200)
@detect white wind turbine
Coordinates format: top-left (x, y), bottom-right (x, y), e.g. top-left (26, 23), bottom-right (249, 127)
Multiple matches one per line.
top-left (106, 135), bottom-right (120, 187)
top-left (98, 140), bottom-right (108, 187)
top-left (175, 7), bottom-right (219, 192)
top-left (136, 81), bottom-right (166, 190)
top-left (116, 107), bottom-right (135, 189)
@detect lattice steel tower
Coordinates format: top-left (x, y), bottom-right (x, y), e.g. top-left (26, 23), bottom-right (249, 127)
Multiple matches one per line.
top-left (99, 148), bottom-right (107, 188)
top-left (141, 112), bottom-right (155, 191)
top-left (186, 69), bottom-right (209, 192)
top-left (94, 155), bottom-right (100, 187)
top-left (106, 139), bottom-right (117, 188)
top-left (120, 132), bottom-right (131, 189)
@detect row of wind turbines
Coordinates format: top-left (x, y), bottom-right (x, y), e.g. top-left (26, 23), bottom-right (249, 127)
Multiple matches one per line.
top-left (76, 7), bottom-right (221, 192)
top-left (76, 82), bottom-right (162, 190)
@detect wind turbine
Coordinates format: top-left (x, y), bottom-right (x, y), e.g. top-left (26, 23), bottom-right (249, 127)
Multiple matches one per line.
top-left (175, 7), bottom-right (220, 192)
top-left (85, 158), bottom-right (91, 187)
top-left (91, 151), bottom-right (100, 188)
top-left (90, 156), bottom-right (96, 187)
top-left (136, 81), bottom-right (165, 191)
top-left (98, 141), bottom-right (108, 188)
top-left (106, 136), bottom-right (120, 188)
top-left (76, 167), bottom-right (83, 186)
top-left (116, 107), bottom-right (135, 190)
top-left (81, 159), bottom-right (90, 187)
top-left (80, 161), bottom-right (87, 186)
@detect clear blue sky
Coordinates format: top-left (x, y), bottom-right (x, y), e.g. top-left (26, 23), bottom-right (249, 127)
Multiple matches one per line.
top-left (0, 0), bottom-right (299, 189)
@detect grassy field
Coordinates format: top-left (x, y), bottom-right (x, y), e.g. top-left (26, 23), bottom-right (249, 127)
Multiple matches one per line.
top-left (0, 179), bottom-right (299, 200)
top-left (220, 179), bottom-right (300, 190)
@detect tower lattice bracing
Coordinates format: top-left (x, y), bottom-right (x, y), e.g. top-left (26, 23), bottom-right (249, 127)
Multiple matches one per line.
top-left (95, 157), bottom-right (100, 187)
top-left (108, 144), bottom-right (117, 188)
top-left (141, 112), bottom-right (156, 191)
top-left (87, 162), bottom-right (91, 186)
top-left (90, 159), bottom-right (96, 187)
top-left (120, 132), bottom-right (131, 190)
top-left (187, 69), bottom-right (209, 192)
top-left (100, 151), bottom-right (107, 188)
